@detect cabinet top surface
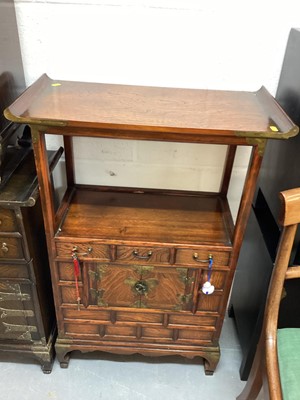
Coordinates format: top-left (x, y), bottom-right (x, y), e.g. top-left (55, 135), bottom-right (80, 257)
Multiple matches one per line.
top-left (4, 74), bottom-right (298, 140)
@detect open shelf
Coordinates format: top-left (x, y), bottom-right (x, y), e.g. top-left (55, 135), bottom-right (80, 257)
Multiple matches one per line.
top-left (57, 186), bottom-right (234, 247)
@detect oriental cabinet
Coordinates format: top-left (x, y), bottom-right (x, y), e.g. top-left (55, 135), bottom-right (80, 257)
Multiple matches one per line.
top-left (0, 149), bottom-right (59, 372)
top-left (4, 74), bottom-right (298, 375)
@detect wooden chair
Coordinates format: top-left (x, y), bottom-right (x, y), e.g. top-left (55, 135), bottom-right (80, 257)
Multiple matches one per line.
top-left (237, 188), bottom-right (300, 400)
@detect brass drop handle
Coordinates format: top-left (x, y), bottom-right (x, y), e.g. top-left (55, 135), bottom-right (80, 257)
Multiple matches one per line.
top-left (1, 243), bottom-right (9, 253)
top-left (193, 253), bottom-right (213, 263)
top-left (132, 250), bottom-right (153, 260)
top-left (72, 246), bottom-right (93, 256)
top-left (134, 280), bottom-right (148, 294)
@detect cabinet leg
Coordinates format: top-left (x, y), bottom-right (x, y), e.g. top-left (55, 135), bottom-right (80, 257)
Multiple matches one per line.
top-left (41, 360), bottom-right (54, 374)
top-left (55, 344), bottom-right (71, 368)
top-left (33, 352), bottom-right (54, 374)
top-left (203, 351), bottom-right (220, 376)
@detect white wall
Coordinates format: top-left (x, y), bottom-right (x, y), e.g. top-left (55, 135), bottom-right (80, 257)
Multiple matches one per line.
top-left (14, 0), bottom-right (300, 218)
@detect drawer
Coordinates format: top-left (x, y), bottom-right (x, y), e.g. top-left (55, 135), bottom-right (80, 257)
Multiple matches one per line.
top-left (117, 246), bottom-right (170, 264)
top-left (176, 248), bottom-right (230, 267)
top-left (56, 241), bottom-right (110, 260)
top-left (0, 261), bottom-right (30, 280)
top-left (177, 329), bottom-right (214, 343)
top-left (63, 309), bottom-right (163, 325)
top-left (0, 236), bottom-right (25, 260)
top-left (0, 209), bottom-right (18, 232)
top-left (168, 314), bottom-right (217, 328)
top-left (64, 323), bottom-right (137, 340)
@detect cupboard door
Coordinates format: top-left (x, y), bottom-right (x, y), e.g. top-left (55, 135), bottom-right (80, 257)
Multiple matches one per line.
top-left (85, 263), bottom-right (195, 311)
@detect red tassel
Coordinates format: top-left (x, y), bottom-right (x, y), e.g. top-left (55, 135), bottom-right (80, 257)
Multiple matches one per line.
top-left (72, 254), bottom-right (81, 310)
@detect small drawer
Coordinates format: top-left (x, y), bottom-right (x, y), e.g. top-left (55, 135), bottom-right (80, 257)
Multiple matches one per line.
top-left (117, 246), bottom-right (170, 264)
top-left (0, 209), bottom-right (18, 232)
top-left (176, 249), bottom-right (230, 267)
top-left (64, 323), bottom-right (136, 341)
top-left (55, 242), bottom-right (110, 261)
top-left (177, 329), bottom-right (214, 343)
top-left (0, 237), bottom-right (25, 260)
top-left (0, 262), bottom-right (30, 280)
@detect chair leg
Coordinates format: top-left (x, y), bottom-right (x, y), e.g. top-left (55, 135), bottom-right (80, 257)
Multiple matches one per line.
top-left (237, 339), bottom-right (264, 400)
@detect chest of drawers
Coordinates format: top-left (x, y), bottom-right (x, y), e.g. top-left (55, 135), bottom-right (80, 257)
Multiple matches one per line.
top-left (4, 75), bottom-right (298, 374)
top-left (0, 148), bottom-right (58, 372)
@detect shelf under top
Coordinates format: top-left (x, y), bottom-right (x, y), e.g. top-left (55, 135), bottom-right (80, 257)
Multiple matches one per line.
top-left (57, 188), bottom-right (233, 247)
top-left (4, 74), bottom-right (298, 140)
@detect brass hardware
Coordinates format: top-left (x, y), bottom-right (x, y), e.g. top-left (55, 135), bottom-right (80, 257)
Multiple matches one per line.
top-left (176, 268), bottom-right (194, 285)
top-left (132, 265), bottom-right (154, 276)
top-left (88, 264), bottom-right (108, 281)
top-left (193, 253), bottom-right (213, 263)
top-left (1, 243), bottom-right (8, 253)
top-left (132, 249), bottom-right (152, 260)
top-left (245, 138), bottom-right (267, 156)
top-left (0, 291), bottom-right (31, 302)
top-left (72, 246), bottom-right (93, 256)
top-left (2, 321), bottom-right (37, 333)
top-left (134, 280), bottom-right (148, 295)
top-left (89, 288), bottom-right (107, 307)
top-left (0, 307), bottom-right (34, 318)
top-left (174, 293), bottom-right (193, 310)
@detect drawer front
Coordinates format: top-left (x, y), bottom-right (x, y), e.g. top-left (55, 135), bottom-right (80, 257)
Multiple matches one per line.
top-left (0, 282), bottom-right (39, 341)
top-left (63, 322), bottom-right (214, 344)
top-left (0, 262), bottom-right (30, 280)
top-left (176, 248), bottom-right (230, 267)
top-left (0, 236), bottom-right (25, 260)
top-left (0, 209), bottom-right (18, 232)
top-left (56, 241), bottom-right (110, 261)
top-left (117, 246), bottom-right (170, 264)
top-left (63, 308), bottom-right (217, 329)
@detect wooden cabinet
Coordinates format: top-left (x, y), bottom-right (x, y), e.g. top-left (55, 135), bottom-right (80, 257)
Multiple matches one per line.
top-left (4, 74), bottom-right (298, 374)
top-left (0, 150), bottom-right (57, 373)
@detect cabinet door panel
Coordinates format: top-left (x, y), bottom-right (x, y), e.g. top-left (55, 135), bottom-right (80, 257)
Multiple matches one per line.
top-left (85, 263), bottom-right (194, 311)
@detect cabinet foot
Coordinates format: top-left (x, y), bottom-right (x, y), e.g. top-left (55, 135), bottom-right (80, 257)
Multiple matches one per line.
top-left (203, 351), bottom-right (220, 375)
top-left (34, 351), bottom-right (54, 374)
top-left (41, 362), bottom-right (53, 374)
top-left (55, 344), bottom-right (71, 368)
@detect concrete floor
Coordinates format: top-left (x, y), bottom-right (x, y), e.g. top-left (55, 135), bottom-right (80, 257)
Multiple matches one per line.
top-left (2, 316), bottom-right (248, 400)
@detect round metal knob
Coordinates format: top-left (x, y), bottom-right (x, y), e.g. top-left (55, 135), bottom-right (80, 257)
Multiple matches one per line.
top-left (134, 280), bottom-right (148, 295)
top-left (1, 243), bottom-right (8, 253)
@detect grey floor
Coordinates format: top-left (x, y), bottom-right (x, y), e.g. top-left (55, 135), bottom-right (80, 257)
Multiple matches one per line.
top-left (2, 316), bottom-right (248, 400)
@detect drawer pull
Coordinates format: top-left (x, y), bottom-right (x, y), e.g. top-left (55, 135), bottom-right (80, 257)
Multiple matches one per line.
top-left (132, 249), bottom-right (153, 260)
top-left (134, 280), bottom-right (148, 294)
top-left (1, 243), bottom-right (9, 253)
top-left (72, 246), bottom-right (93, 256)
top-left (193, 253), bottom-right (213, 263)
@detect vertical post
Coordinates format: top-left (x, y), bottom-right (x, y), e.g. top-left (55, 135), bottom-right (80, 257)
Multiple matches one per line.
top-left (63, 136), bottom-right (75, 187)
top-left (219, 145), bottom-right (237, 196)
top-left (31, 127), bottom-right (56, 238)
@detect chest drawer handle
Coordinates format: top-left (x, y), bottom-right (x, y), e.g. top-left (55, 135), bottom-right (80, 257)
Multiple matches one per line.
top-left (193, 253), bottom-right (213, 263)
top-left (134, 280), bottom-right (148, 294)
top-left (1, 243), bottom-right (9, 253)
top-left (132, 250), bottom-right (153, 260)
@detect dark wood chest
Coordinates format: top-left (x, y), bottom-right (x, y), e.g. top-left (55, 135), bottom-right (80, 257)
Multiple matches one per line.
top-left (0, 149), bottom-right (56, 372)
